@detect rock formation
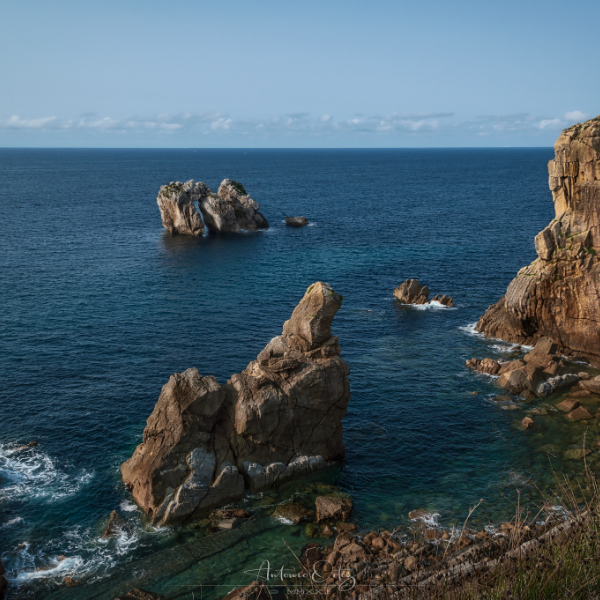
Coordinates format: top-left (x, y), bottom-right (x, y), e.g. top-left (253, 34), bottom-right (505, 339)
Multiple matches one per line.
top-left (157, 179), bottom-right (268, 235)
top-left (199, 179), bottom-right (268, 233)
top-left (285, 216), bottom-right (309, 227)
top-left (476, 116), bottom-right (600, 365)
top-left (466, 336), bottom-right (584, 399)
top-left (122, 282), bottom-right (350, 525)
top-left (393, 279), bottom-right (454, 307)
top-left (156, 181), bottom-right (206, 236)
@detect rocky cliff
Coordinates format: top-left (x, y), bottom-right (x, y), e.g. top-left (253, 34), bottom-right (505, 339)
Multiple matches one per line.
top-left (157, 179), bottom-right (268, 235)
top-left (476, 116), bottom-right (600, 365)
top-left (121, 282), bottom-right (350, 525)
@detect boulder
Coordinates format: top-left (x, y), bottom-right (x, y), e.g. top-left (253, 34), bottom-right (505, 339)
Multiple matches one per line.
top-left (272, 502), bottom-right (315, 524)
top-left (475, 116), bottom-right (600, 367)
top-left (466, 358), bottom-right (500, 375)
top-left (285, 216), bottom-right (309, 227)
top-left (579, 375), bottom-right (600, 394)
top-left (156, 181), bottom-right (206, 236)
top-left (315, 496), bottom-right (353, 523)
top-left (122, 282), bottom-right (350, 524)
top-left (103, 510), bottom-right (127, 538)
top-left (200, 180), bottom-right (268, 233)
top-left (556, 399), bottom-right (580, 412)
top-left (393, 279), bottom-right (430, 304)
top-left (566, 406), bottom-right (593, 421)
top-left (115, 589), bottom-right (167, 600)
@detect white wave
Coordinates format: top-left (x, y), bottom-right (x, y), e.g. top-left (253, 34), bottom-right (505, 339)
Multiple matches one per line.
top-left (403, 300), bottom-right (455, 311)
top-left (119, 500), bottom-right (139, 513)
top-left (410, 511), bottom-right (440, 527)
top-left (273, 516), bottom-right (295, 525)
top-left (459, 322), bottom-right (481, 336)
top-left (1, 516), bottom-right (23, 528)
top-left (0, 443), bottom-right (93, 504)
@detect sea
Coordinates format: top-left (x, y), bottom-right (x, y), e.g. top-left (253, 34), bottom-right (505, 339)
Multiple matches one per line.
top-left (1, 148), bottom-right (597, 599)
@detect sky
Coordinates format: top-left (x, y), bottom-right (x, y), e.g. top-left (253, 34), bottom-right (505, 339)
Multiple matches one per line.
top-left (1, 0), bottom-right (599, 148)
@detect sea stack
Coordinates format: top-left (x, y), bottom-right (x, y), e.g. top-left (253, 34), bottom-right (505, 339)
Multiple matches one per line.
top-left (393, 279), bottom-right (454, 307)
top-left (121, 282), bottom-right (350, 525)
top-left (156, 179), bottom-right (268, 235)
top-left (476, 116), bottom-right (600, 365)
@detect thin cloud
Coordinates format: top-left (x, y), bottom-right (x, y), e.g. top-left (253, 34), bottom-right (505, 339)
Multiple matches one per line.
top-left (0, 110), bottom-right (594, 140)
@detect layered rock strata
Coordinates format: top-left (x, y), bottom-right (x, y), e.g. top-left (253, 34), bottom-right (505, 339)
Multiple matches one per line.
top-left (476, 116), bottom-right (600, 365)
top-left (121, 282), bottom-right (350, 525)
top-left (156, 179), bottom-right (268, 235)
top-left (393, 279), bottom-right (454, 307)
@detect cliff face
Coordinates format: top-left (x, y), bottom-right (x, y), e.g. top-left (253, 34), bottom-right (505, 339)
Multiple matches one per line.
top-left (121, 282), bottom-right (350, 525)
top-left (476, 116), bottom-right (600, 365)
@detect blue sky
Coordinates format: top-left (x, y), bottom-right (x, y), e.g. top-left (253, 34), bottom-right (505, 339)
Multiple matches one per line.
top-left (1, 0), bottom-right (598, 147)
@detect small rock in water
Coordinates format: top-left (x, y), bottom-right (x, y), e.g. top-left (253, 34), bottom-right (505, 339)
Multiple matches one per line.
top-left (57, 555), bottom-right (67, 562)
top-left (273, 502), bottom-right (315, 524)
top-left (566, 406), bottom-right (593, 421)
top-left (217, 518), bottom-right (238, 530)
top-left (63, 577), bottom-right (77, 587)
top-left (556, 399), bottom-right (580, 412)
top-left (408, 508), bottom-right (435, 521)
top-left (315, 496), bottom-right (353, 523)
top-left (564, 448), bottom-right (592, 460)
top-left (285, 216), bottom-right (309, 227)
top-left (320, 524), bottom-right (334, 538)
top-left (521, 417), bottom-right (536, 429)
top-left (103, 510), bottom-right (127, 538)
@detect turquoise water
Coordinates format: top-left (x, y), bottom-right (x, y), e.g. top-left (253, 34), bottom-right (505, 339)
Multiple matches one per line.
top-left (1, 148), bottom-right (596, 599)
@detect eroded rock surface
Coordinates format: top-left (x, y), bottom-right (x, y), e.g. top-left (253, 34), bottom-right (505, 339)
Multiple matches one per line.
top-left (122, 282), bottom-right (350, 524)
top-left (156, 180), bottom-right (207, 236)
top-left (200, 180), bottom-right (269, 233)
top-left (157, 179), bottom-right (268, 235)
top-left (476, 116), bottom-right (600, 365)
top-left (466, 336), bottom-right (582, 398)
top-left (393, 279), bottom-right (454, 307)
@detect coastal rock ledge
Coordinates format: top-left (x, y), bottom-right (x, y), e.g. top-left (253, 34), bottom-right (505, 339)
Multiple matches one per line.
top-left (157, 179), bottom-right (268, 235)
top-left (476, 116), bottom-right (600, 365)
top-left (121, 282), bottom-right (350, 525)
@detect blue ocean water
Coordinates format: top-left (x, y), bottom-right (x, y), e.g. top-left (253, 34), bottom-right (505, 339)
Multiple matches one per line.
top-left (1, 148), bottom-right (594, 599)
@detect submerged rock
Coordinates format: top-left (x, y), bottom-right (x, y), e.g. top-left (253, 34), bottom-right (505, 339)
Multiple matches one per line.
top-left (272, 502), bottom-right (315, 524)
top-left (476, 116), bottom-right (600, 366)
top-left (393, 279), bottom-right (454, 307)
top-left (315, 496), bottom-right (353, 523)
top-left (103, 510), bottom-right (127, 538)
top-left (122, 282), bottom-right (350, 524)
top-left (285, 216), bottom-right (309, 227)
top-left (156, 181), bottom-right (206, 236)
top-left (466, 357), bottom-right (500, 375)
